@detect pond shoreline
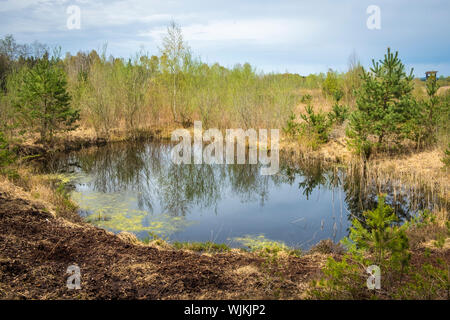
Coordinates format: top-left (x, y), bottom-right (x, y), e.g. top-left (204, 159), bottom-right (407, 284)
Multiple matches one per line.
top-left (1, 126), bottom-right (448, 299)
top-left (0, 186), bottom-right (329, 299)
top-left (16, 126), bottom-right (449, 196)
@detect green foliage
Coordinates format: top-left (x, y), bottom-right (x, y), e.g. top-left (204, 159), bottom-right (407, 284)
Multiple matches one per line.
top-left (53, 180), bottom-right (78, 217)
top-left (285, 101), bottom-right (336, 147)
top-left (423, 76), bottom-right (440, 139)
top-left (346, 110), bottom-right (373, 159)
top-left (322, 69), bottom-right (343, 98)
top-left (343, 52), bottom-right (364, 105)
top-left (332, 88), bottom-right (344, 103)
top-left (309, 255), bottom-right (368, 299)
top-left (300, 104), bottom-right (332, 144)
top-left (346, 48), bottom-right (416, 158)
top-left (15, 54), bottom-right (79, 143)
top-left (300, 93), bottom-right (312, 104)
top-left (0, 32), bottom-right (325, 140)
top-left (437, 90), bottom-right (450, 147)
top-left (160, 21), bottom-right (192, 125)
top-left (310, 197), bottom-right (449, 300)
top-left (310, 195), bottom-right (417, 299)
top-left (437, 75), bottom-right (450, 87)
top-left (405, 209), bottom-right (436, 229)
top-left (172, 241), bottom-right (230, 253)
top-left (343, 195), bottom-right (410, 270)
top-left (0, 131), bottom-right (14, 167)
top-left (395, 257), bottom-right (449, 300)
top-left (141, 231), bottom-right (170, 246)
top-left (283, 113), bottom-right (301, 137)
top-left (234, 235), bottom-right (301, 257)
top-left (327, 86), bottom-right (349, 125)
top-left (61, 36), bottom-right (300, 135)
top-left (1, 34), bottom-right (448, 162)
top-left (328, 103), bottom-right (349, 125)
top-left (304, 73), bottom-right (325, 89)
top-left (120, 58), bottom-right (150, 133)
top-left (408, 76), bottom-right (442, 148)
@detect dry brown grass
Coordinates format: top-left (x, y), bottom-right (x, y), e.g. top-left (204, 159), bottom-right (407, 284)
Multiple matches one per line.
top-left (368, 148), bottom-right (449, 200)
top-left (0, 167), bottom-right (82, 222)
top-left (0, 172), bottom-right (57, 217)
top-left (437, 85), bottom-right (450, 95)
top-left (295, 88), bottom-right (334, 114)
top-left (280, 134), bottom-right (353, 163)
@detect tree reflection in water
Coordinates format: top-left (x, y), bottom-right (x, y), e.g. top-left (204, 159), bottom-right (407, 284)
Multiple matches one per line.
top-left (41, 141), bottom-right (445, 245)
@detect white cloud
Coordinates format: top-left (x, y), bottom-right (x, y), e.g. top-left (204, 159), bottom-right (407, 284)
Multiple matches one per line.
top-left (0, 0), bottom-right (38, 13)
top-left (0, 0), bottom-right (448, 75)
top-left (142, 18), bottom-right (326, 45)
top-left (0, 0), bottom-right (74, 13)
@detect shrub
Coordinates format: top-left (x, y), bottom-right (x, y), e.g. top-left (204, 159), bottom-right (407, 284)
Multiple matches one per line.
top-left (283, 112), bottom-right (301, 138)
top-left (15, 54), bottom-right (79, 144)
top-left (309, 255), bottom-right (369, 299)
top-left (442, 143), bottom-right (450, 167)
top-left (346, 111), bottom-right (373, 159)
top-left (300, 93), bottom-right (312, 104)
top-left (343, 195), bottom-right (410, 271)
top-left (322, 69), bottom-right (342, 98)
top-left (332, 88), bottom-right (344, 103)
top-left (328, 103), bottom-right (349, 125)
top-left (0, 131), bottom-right (14, 168)
top-left (310, 195), bottom-right (413, 299)
top-left (407, 76), bottom-right (442, 149)
top-left (300, 104), bottom-right (332, 144)
top-left (346, 48), bottom-right (417, 158)
top-left (395, 253), bottom-right (449, 300)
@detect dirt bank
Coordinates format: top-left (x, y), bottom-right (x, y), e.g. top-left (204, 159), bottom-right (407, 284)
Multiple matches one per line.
top-left (0, 189), bottom-right (325, 300)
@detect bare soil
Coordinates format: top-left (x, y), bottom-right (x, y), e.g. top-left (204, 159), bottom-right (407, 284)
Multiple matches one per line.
top-left (0, 191), bottom-right (324, 300)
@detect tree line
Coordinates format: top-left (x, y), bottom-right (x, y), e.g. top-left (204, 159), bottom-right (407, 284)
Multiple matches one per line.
top-left (0, 25), bottom-right (308, 143)
top-left (0, 23), bottom-right (449, 163)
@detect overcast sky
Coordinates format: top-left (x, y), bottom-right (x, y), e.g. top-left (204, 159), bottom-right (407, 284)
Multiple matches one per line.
top-left (1, 0), bottom-right (449, 76)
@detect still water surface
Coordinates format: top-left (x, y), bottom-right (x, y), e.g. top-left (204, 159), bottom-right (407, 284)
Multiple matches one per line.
top-left (43, 141), bottom-right (437, 250)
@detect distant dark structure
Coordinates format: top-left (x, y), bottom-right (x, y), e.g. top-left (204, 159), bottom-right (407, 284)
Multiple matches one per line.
top-left (425, 71), bottom-right (438, 80)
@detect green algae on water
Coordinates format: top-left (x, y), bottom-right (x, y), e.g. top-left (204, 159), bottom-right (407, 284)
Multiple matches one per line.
top-left (71, 190), bottom-right (194, 237)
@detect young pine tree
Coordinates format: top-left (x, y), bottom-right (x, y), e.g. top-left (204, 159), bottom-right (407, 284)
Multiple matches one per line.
top-left (419, 76), bottom-right (440, 147)
top-left (16, 54), bottom-right (79, 144)
top-left (328, 89), bottom-right (349, 125)
top-left (343, 195), bottom-right (410, 271)
top-left (346, 48), bottom-right (416, 158)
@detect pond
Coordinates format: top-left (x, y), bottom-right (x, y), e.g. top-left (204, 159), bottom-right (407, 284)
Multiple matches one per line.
top-left (41, 141), bottom-right (440, 250)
